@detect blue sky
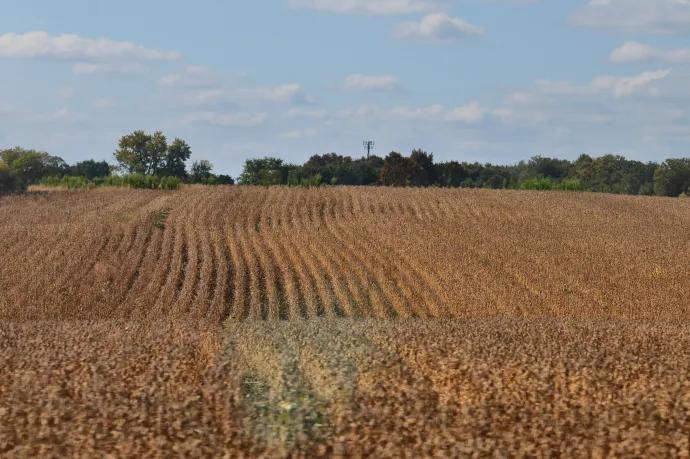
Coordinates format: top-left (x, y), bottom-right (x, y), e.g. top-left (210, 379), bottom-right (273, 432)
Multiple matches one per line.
top-left (1, 0), bottom-right (689, 177)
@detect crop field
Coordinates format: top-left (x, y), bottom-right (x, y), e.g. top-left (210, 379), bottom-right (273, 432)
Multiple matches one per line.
top-left (2, 187), bottom-right (690, 457)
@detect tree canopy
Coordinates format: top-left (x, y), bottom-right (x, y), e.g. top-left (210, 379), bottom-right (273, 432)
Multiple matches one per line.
top-left (113, 130), bottom-right (191, 179)
top-left (4, 132), bottom-right (690, 197)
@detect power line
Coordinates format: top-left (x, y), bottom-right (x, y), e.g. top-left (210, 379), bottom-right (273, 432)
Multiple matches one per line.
top-left (363, 140), bottom-right (374, 159)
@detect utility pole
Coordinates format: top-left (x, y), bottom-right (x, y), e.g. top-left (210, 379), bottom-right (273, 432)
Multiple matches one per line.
top-left (363, 140), bottom-right (374, 159)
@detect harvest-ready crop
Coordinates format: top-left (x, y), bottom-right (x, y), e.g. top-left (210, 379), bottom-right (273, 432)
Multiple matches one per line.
top-left (1, 186), bottom-right (690, 456)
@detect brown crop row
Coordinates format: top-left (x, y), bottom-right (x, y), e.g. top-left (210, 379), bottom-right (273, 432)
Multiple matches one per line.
top-left (1, 186), bottom-right (689, 322)
top-left (2, 187), bottom-right (690, 456)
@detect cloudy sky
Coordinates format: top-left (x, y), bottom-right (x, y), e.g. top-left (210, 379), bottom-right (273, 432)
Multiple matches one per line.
top-left (1, 0), bottom-right (689, 176)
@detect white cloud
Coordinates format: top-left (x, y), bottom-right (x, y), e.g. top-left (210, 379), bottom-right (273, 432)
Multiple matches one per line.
top-left (50, 108), bottom-right (70, 120)
top-left (285, 107), bottom-right (329, 118)
top-left (159, 66), bottom-right (217, 87)
top-left (521, 70), bottom-right (672, 100)
top-left (182, 111), bottom-right (268, 127)
top-left (158, 66), bottom-right (248, 88)
top-left (570, 0), bottom-right (690, 34)
top-left (326, 101), bottom-right (488, 123)
top-left (591, 70), bottom-right (671, 98)
top-left (610, 42), bottom-right (690, 64)
top-left (387, 103), bottom-right (487, 122)
top-left (343, 74), bottom-right (404, 93)
top-left (0, 31), bottom-right (180, 61)
top-left (235, 84), bottom-right (312, 104)
top-left (72, 62), bottom-right (149, 75)
top-left (154, 71), bottom-right (312, 110)
top-left (393, 13), bottom-right (485, 42)
top-left (493, 68), bottom-right (688, 134)
top-left (285, 0), bottom-right (438, 15)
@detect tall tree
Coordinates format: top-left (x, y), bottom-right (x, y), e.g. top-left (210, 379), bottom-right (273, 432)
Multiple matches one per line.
top-left (409, 149), bottom-right (436, 186)
top-left (435, 161), bottom-right (467, 187)
top-left (114, 130), bottom-right (167, 175)
top-left (162, 138), bottom-right (192, 178)
top-left (238, 157), bottom-right (291, 185)
top-left (380, 152), bottom-right (415, 186)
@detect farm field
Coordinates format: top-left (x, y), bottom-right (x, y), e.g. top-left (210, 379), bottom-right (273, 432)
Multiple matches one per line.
top-left (2, 187), bottom-right (690, 457)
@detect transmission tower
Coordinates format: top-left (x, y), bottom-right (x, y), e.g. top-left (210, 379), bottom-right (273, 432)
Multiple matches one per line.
top-left (363, 140), bottom-right (375, 159)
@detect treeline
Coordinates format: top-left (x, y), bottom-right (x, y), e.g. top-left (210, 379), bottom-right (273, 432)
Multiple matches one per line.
top-left (236, 150), bottom-right (690, 197)
top-left (2, 131), bottom-right (690, 198)
top-left (0, 129), bottom-right (232, 194)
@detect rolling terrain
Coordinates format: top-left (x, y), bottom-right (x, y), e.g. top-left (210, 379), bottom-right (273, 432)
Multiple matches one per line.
top-left (1, 186), bottom-right (690, 457)
top-left (1, 186), bottom-right (688, 321)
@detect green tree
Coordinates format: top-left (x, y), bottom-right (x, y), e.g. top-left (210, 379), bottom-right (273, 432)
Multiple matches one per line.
top-left (435, 161), bottom-right (468, 187)
top-left (0, 162), bottom-right (25, 193)
top-left (0, 147), bottom-right (67, 184)
top-left (380, 152), bottom-right (416, 186)
top-left (409, 149), bottom-right (436, 186)
top-left (190, 159), bottom-right (214, 183)
top-left (216, 174), bottom-right (235, 185)
top-left (162, 138), bottom-right (192, 178)
top-left (238, 157), bottom-right (292, 185)
top-left (653, 158), bottom-right (690, 197)
top-left (70, 160), bottom-right (111, 180)
top-left (114, 130), bottom-right (167, 175)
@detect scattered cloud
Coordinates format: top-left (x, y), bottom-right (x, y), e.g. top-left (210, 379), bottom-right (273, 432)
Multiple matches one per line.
top-left (285, 0), bottom-right (438, 15)
top-left (153, 74), bottom-right (313, 111)
top-left (518, 70), bottom-right (672, 100)
top-left (0, 31), bottom-right (178, 77)
top-left (392, 13), bottom-right (485, 42)
top-left (492, 68), bottom-right (688, 133)
top-left (182, 111), bottom-right (268, 127)
top-left (343, 74), bottom-right (404, 93)
top-left (0, 31), bottom-right (180, 61)
top-left (386, 102), bottom-right (487, 122)
top-left (158, 66), bottom-right (248, 88)
top-left (72, 62), bottom-right (149, 75)
top-left (591, 70), bottom-right (672, 98)
top-left (298, 101), bottom-right (489, 123)
top-left (234, 84), bottom-right (312, 104)
top-left (285, 107), bottom-right (329, 118)
top-left (570, 0), bottom-right (690, 34)
top-left (610, 42), bottom-right (690, 64)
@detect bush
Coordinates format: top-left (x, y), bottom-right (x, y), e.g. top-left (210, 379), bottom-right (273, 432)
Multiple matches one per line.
top-left (521, 178), bottom-right (581, 192)
top-left (39, 175), bottom-right (94, 190)
top-left (163, 177), bottom-right (181, 190)
top-left (39, 174), bottom-right (181, 191)
top-left (40, 175), bottom-right (63, 187)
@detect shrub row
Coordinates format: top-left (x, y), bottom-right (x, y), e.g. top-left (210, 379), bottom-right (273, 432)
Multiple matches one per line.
top-left (521, 178), bottom-right (582, 191)
top-left (40, 174), bottom-right (182, 190)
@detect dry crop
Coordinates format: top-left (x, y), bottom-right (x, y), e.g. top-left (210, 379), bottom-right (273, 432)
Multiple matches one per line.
top-left (1, 186), bottom-right (690, 457)
top-left (1, 186), bottom-right (689, 321)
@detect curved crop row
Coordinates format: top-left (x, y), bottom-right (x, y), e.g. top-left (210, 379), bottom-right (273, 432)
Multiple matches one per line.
top-left (1, 186), bottom-right (690, 322)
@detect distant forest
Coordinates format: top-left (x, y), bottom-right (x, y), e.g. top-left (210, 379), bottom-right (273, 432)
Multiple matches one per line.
top-left (1, 129), bottom-right (690, 197)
